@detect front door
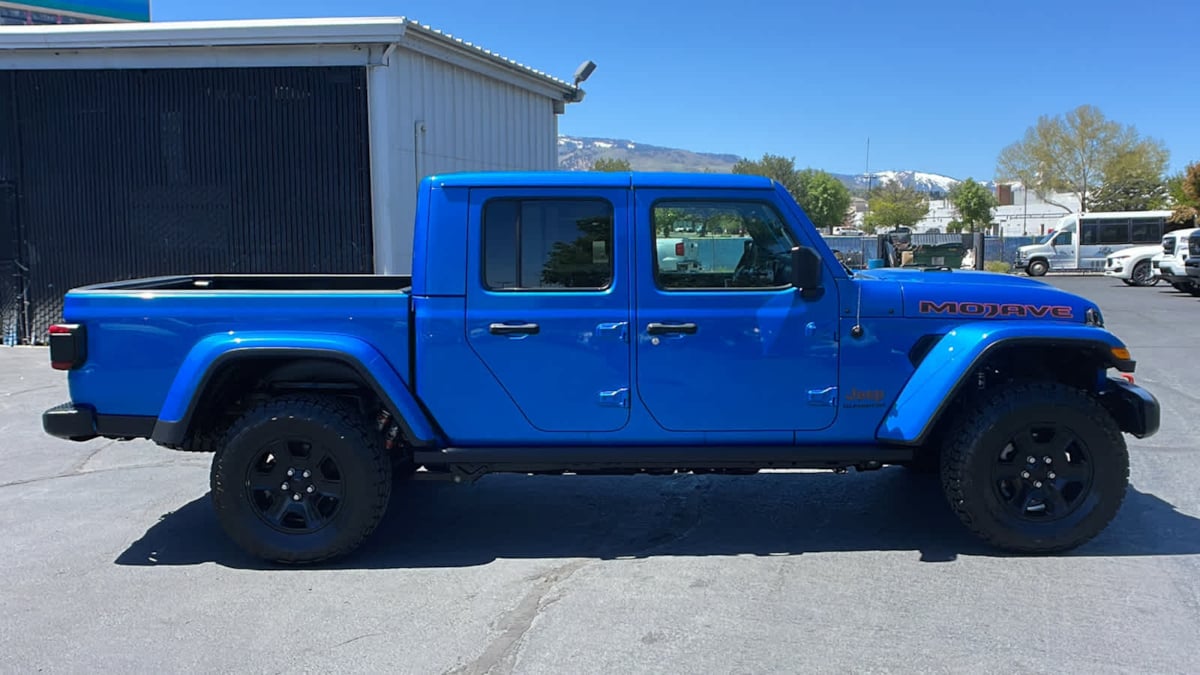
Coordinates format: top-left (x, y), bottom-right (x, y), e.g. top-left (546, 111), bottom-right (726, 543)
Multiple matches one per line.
top-left (465, 187), bottom-right (631, 433)
top-left (633, 189), bottom-right (840, 433)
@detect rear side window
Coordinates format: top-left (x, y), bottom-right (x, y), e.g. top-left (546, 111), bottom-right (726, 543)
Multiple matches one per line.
top-left (482, 198), bottom-right (614, 291)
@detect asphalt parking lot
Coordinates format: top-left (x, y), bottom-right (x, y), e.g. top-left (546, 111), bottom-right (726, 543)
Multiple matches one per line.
top-left (2, 276), bottom-right (1198, 673)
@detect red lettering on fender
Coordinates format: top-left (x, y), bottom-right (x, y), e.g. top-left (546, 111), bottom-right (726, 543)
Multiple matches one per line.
top-left (918, 300), bottom-right (1074, 319)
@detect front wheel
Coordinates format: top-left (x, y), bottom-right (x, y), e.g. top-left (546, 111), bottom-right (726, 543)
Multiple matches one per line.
top-left (940, 383), bottom-right (1129, 553)
top-left (1130, 260), bottom-right (1157, 286)
top-left (210, 395), bottom-right (392, 564)
top-left (1026, 259), bottom-right (1048, 277)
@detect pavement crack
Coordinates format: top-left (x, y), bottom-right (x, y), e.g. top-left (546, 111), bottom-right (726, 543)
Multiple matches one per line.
top-left (450, 560), bottom-right (589, 675)
top-left (1, 384), bottom-right (59, 397)
top-left (330, 631), bottom-right (386, 650)
top-left (0, 460), bottom-right (184, 489)
top-left (71, 440), bottom-right (117, 474)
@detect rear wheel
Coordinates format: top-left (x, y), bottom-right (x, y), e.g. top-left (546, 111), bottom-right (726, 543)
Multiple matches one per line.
top-left (1026, 259), bottom-right (1048, 277)
top-left (210, 395), bottom-right (392, 564)
top-left (940, 383), bottom-right (1128, 553)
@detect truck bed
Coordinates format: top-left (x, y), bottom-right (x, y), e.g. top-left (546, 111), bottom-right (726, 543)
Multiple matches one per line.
top-left (75, 274), bottom-right (414, 292)
top-left (57, 275), bottom-right (415, 424)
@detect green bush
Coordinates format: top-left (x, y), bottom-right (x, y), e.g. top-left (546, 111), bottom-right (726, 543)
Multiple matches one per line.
top-left (985, 261), bottom-right (1012, 274)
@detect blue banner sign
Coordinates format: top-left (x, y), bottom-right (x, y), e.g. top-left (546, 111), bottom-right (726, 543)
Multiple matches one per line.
top-left (0, 1), bottom-right (150, 21)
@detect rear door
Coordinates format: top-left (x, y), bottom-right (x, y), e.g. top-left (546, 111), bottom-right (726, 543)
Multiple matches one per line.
top-left (464, 187), bottom-right (631, 432)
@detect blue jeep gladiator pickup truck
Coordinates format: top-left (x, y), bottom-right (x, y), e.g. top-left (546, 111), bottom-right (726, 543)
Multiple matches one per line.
top-left (43, 172), bottom-right (1159, 563)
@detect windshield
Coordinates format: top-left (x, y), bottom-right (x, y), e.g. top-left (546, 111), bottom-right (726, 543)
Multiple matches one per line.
top-left (1038, 232), bottom-right (1056, 244)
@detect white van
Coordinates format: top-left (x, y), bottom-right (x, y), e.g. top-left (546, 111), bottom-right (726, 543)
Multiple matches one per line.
top-left (1014, 210), bottom-right (1182, 276)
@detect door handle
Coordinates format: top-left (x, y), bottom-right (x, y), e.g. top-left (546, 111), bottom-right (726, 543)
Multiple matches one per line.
top-left (646, 322), bottom-right (697, 335)
top-left (489, 322), bottom-right (540, 335)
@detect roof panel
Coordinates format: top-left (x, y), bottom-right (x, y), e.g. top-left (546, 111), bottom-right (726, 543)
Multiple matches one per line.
top-left (0, 16), bottom-right (580, 97)
top-left (428, 171), bottom-right (775, 190)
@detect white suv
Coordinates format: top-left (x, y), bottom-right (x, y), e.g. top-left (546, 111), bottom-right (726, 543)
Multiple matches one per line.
top-left (1104, 244), bottom-right (1162, 286)
top-left (1152, 227), bottom-right (1199, 295)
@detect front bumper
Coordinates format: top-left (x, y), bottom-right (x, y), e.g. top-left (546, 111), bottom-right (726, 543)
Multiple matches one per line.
top-left (1098, 378), bottom-right (1161, 439)
top-left (1186, 259), bottom-right (1200, 278)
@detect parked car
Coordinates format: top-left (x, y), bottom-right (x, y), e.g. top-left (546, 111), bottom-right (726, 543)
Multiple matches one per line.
top-left (1152, 227), bottom-right (1199, 295)
top-left (42, 171), bottom-right (1159, 564)
top-left (1103, 244), bottom-right (1162, 286)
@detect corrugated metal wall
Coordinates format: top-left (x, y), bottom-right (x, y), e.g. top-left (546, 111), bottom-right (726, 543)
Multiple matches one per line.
top-left (371, 50), bottom-right (561, 274)
top-left (0, 72), bottom-right (22, 344)
top-left (2, 66), bottom-right (373, 342)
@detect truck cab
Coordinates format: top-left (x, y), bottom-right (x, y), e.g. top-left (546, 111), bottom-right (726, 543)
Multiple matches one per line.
top-left (41, 172), bottom-right (1160, 564)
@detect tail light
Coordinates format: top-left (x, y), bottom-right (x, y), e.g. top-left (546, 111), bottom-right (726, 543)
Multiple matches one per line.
top-left (48, 323), bottom-right (87, 370)
top-left (675, 242), bottom-right (685, 256)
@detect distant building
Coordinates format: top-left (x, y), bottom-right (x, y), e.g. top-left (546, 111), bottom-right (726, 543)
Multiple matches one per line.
top-left (915, 182), bottom-right (1080, 236)
top-left (0, 1), bottom-right (149, 24)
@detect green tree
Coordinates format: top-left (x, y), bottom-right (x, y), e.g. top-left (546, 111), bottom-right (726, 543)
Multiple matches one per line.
top-left (732, 155), bottom-right (851, 234)
top-left (1086, 141), bottom-right (1170, 211)
top-left (591, 157), bottom-right (631, 172)
top-left (864, 181), bottom-right (929, 231)
top-left (1167, 161), bottom-right (1200, 225)
top-left (732, 153), bottom-right (806, 198)
top-left (995, 104), bottom-right (1170, 212)
top-left (540, 215), bottom-right (613, 288)
top-left (948, 178), bottom-right (997, 232)
top-left (794, 169), bottom-right (852, 234)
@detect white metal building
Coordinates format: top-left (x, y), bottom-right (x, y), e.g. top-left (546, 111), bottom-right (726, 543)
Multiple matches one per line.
top-left (0, 17), bottom-right (584, 273)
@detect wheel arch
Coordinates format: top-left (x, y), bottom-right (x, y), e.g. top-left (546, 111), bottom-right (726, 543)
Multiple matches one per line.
top-left (1026, 257), bottom-right (1050, 275)
top-left (151, 335), bottom-right (440, 450)
top-left (877, 324), bottom-right (1136, 447)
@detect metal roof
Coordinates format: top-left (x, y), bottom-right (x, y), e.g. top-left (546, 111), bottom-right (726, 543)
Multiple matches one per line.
top-left (0, 16), bottom-right (583, 100)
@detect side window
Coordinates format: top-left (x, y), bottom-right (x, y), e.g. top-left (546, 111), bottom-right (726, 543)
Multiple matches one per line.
top-left (652, 200), bottom-right (797, 290)
top-left (1098, 221), bottom-right (1130, 244)
top-left (1131, 219), bottom-right (1163, 243)
top-left (1079, 222), bottom-right (1096, 245)
top-left (1056, 232), bottom-right (1074, 246)
top-left (483, 198), bottom-right (614, 291)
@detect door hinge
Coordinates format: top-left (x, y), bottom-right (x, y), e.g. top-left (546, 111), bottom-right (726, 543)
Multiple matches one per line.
top-left (807, 386), bottom-right (838, 407)
top-left (597, 387), bottom-right (630, 408)
top-left (595, 321), bottom-right (628, 342)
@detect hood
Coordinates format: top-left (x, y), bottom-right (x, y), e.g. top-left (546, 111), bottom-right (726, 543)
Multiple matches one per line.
top-left (852, 268), bottom-right (1100, 323)
top-left (1107, 244), bottom-right (1162, 258)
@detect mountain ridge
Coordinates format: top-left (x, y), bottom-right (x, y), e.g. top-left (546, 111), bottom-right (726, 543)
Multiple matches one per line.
top-left (557, 135), bottom-right (986, 196)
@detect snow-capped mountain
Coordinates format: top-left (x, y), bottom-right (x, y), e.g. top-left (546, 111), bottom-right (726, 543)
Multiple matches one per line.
top-left (841, 170), bottom-right (979, 197)
top-left (557, 135), bottom-right (742, 173)
top-left (557, 135), bottom-right (979, 196)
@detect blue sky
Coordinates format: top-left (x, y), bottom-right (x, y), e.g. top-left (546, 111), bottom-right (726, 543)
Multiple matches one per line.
top-left (151, 0), bottom-right (1200, 181)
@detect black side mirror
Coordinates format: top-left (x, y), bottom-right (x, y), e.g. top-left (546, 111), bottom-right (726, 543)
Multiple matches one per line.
top-left (790, 246), bottom-right (823, 291)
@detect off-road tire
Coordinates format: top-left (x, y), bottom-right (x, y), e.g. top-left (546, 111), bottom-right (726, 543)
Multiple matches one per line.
top-left (210, 394), bottom-right (392, 564)
top-left (1026, 259), bottom-right (1048, 277)
top-left (940, 382), bottom-right (1129, 553)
